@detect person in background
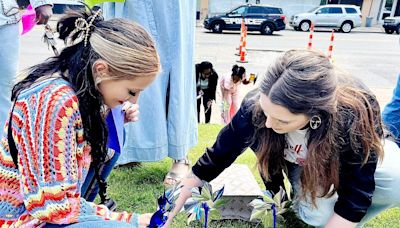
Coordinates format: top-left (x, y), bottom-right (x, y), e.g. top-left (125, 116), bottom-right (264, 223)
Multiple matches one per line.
top-left (220, 64), bottom-right (249, 124)
top-left (102, 0), bottom-right (197, 186)
top-left (382, 74), bottom-right (400, 147)
top-left (0, 0), bottom-right (53, 129)
top-left (196, 61), bottom-right (218, 123)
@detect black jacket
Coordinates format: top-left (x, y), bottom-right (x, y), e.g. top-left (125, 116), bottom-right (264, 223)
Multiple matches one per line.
top-left (195, 64), bottom-right (218, 100)
top-left (192, 89), bottom-right (380, 223)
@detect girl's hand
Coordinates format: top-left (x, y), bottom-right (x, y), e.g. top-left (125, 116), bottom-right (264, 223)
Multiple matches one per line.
top-left (122, 102), bottom-right (139, 123)
top-left (138, 213), bottom-right (153, 228)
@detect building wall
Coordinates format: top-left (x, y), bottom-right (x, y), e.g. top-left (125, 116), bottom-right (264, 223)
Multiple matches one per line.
top-left (361, 0), bottom-right (379, 25)
top-left (375, 0), bottom-right (399, 23)
top-left (391, 0), bottom-right (399, 16)
top-left (199, 0), bottom-right (209, 21)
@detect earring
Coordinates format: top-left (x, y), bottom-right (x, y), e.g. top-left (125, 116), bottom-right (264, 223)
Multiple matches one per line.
top-left (309, 115), bottom-right (322, 130)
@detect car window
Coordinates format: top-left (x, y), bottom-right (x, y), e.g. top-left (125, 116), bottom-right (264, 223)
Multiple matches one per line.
top-left (329, 7), bottom-right (343, 14)
top-left (345, 7), bottom-right (357, 14)
top-left (265, 7), bottom-right (283, 14)
top-left (248, 7), bottom-right (264, 14)
top-left (317, 7), bottom-right (330, 14)
top-left (231, 6), bottom-right (247, 15)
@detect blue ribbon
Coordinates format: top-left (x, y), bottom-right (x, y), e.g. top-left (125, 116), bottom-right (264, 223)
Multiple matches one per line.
top-left (148, 191), bottom-right (172, 228)
top-left (271, 204), bottom-right (276, 228)
top-left (202, 202), bottom-right (210, 228)
top-left (148, 209), bottom-right (167, 228)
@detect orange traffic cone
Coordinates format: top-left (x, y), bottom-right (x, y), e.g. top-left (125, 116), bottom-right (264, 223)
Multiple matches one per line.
top-left (327, 30), bottom-right (335, 62)
top-left (236, 18), bottom-right (246, 55)
top-left (237, 26), bottom-right (248, 63)
top-left (307, 22), bottom-right (314, 49)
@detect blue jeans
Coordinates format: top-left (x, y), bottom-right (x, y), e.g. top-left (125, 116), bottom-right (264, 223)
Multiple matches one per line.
top-left (0, 23), bottom-right (19, 129)
top-left (382, 74), bottom-right (400, 147)
top-left (81, 150), bottom-right (120, 202)
top-left (288, 139), bottom-right (400, 227)
top-left (44, 219), bottom-right (136, 228)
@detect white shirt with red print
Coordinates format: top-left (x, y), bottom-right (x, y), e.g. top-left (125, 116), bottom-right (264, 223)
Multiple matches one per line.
top-left (284, 128), bottom-right (308, 166)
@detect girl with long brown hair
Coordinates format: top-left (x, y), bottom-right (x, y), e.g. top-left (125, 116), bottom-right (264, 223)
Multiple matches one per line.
top-left (166, 49), bottom-right (400, 227)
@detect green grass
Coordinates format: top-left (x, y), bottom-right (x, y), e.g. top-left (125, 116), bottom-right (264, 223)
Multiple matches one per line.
top-left (106, 124), bottom-right (400, 227)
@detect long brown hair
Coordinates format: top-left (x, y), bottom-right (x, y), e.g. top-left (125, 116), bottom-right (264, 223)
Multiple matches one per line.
top-left (253, 49), bottom-right (384, 204)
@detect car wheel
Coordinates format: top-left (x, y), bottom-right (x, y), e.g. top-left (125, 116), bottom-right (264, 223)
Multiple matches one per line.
top-left (396, 25), bottom-right (400, 34)
top-left (211, 21), bottom-right (223, 33)
top-left (341, 22), bottom-right (352, 33)
top-left (385, 28), bottom-right (394, 34)
top-left (261, 23), bottom-right (274, 35)
top-left (300, 21), bottom-right (310, 32)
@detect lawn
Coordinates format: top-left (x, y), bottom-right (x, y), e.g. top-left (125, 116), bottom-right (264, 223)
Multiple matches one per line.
top-left (106, 124), bottom-right (400, 227)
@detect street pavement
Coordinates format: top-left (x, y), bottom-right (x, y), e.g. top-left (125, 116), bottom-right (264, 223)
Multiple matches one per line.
top-left (19, 20), bottom-right (400, 124)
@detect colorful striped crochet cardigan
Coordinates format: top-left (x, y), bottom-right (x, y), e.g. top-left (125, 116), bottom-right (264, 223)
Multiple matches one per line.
top-left (0, 78), bottom-right (138, 227)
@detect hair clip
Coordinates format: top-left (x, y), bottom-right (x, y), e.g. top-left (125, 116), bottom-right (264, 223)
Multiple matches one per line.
top-left (71, 9), bottom-right (102, 47)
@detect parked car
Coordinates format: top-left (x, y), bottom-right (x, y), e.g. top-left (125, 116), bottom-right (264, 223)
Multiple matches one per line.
top-left (203, 4), bottom-right (286, 35)
top-left (289, 4), bottom-right (362, 33)
top-left (383, 16), bottom-right (400, 34)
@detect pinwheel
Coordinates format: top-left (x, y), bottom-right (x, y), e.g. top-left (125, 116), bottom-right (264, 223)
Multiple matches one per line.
top-left (148, 185), bottom-right (181, 228)
top-left (184, 181), bottom-right (226, 228)
top-left (249, 170), bottom-right (292, 228)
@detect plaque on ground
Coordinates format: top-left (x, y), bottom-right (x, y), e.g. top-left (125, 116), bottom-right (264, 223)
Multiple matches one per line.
top-left (210, 164), bottom-right (264, 221)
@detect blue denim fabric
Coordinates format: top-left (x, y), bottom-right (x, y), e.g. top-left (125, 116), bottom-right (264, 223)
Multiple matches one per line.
top-left (81, 150), bottom-right (121, 202)
top-left (102, 0), bottom-right (198, 163)
top-left (288, 140), bottom-right (400, 227)
top-left (382, 74), bottom-right (400, 147)
top-left (0, 23), bottom-right (19, 129)
top-left (0, 0), bottom-right (19, 26)
top-left (0, 0), bottom-right (53, 129)
top-left (44, 217), bottom-right (138, 228)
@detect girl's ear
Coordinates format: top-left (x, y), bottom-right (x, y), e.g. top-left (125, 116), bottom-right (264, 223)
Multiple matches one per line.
top-left (92, 60), bottom-right (110, 77)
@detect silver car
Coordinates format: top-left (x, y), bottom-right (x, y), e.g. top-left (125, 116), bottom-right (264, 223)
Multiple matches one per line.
top-left (290, 4), bottom-right (362, 33)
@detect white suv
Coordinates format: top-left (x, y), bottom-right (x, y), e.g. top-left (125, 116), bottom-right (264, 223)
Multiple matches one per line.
top-left (290, 5), bottom-right (362, 33)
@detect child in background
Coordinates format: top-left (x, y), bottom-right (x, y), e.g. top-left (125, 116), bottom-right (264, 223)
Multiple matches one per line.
top-left (220, 65), bottom-right (250, 124)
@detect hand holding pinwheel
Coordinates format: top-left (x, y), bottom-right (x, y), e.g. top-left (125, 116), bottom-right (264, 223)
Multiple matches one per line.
top-left (147, 185), bottom-right (181, 228)
top-left (184, 181), bottom-right (227, 228)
